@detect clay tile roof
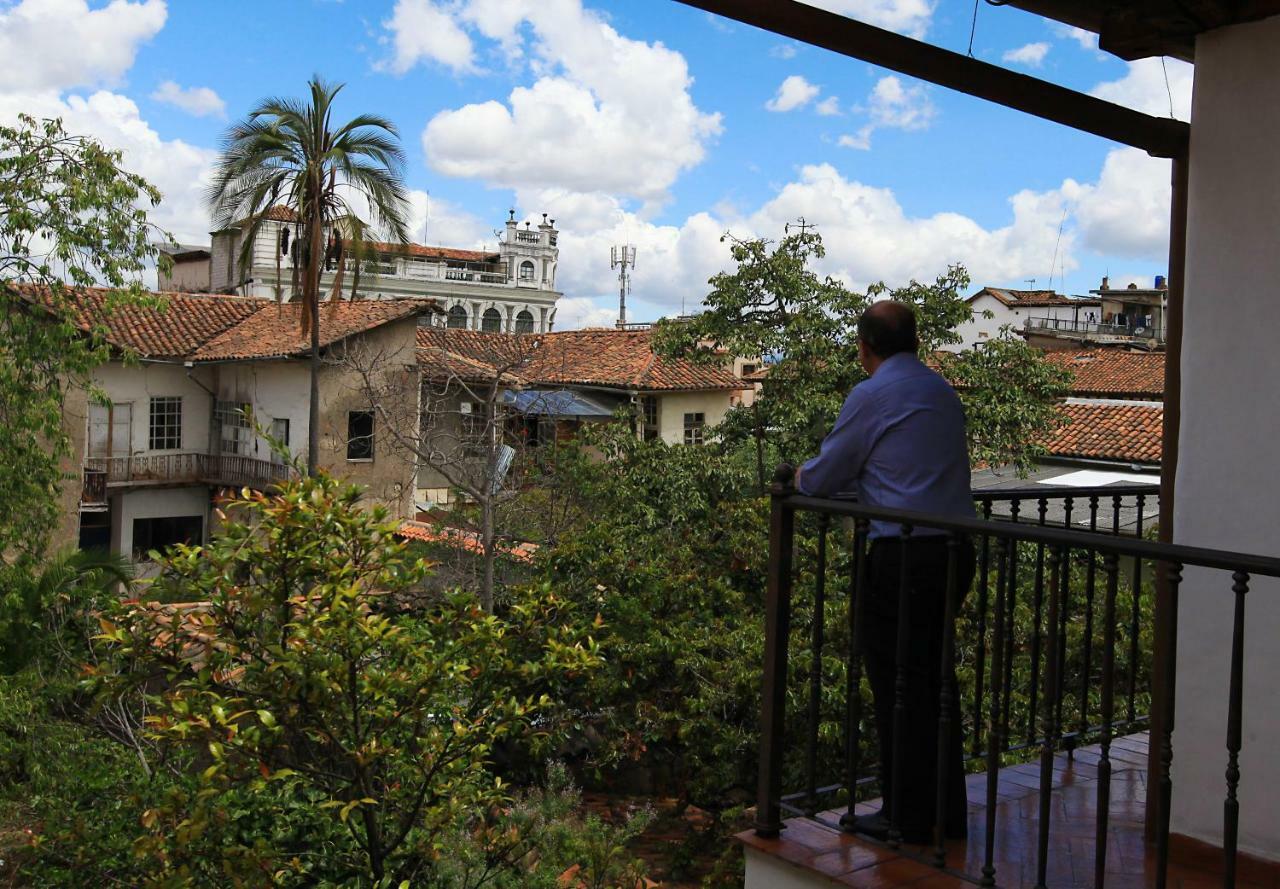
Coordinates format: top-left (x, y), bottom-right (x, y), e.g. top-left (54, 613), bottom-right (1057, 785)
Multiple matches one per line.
top-left (396, 520), bottom-right (537, 564)
top-left (415, 328), bottom-right (529, 385)
top-left (370, 241), bottom-right (500, 263)
top-left (12, 284), bottom-right (264, 359)
top-left (1041, 401), bottom-right (1163, 465)
top-left (1043, 349), bottom-right (1165, 399)
top-left (415, 327), bottom-right (746, 392)
top-left (536, 328), bottom-right (744, 391)
top-left (972, 287), bottom-right (1101, 308)
top-left (14, 284), bottom-right (434, 362)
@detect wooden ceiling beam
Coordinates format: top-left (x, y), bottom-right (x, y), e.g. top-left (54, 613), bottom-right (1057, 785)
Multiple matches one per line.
top-left (676, 0), bottom-right (1189, 158)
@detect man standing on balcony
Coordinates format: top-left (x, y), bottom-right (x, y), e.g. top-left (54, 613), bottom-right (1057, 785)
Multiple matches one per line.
top-left (796, 300), bottom-right (975, 844)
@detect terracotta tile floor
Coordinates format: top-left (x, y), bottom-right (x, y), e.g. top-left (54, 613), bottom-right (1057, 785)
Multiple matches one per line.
top-left (738, 733), bottom-right (1275, 888)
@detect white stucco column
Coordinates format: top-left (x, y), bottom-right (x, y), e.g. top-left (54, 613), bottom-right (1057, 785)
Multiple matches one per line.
top-left (1173, 13), bottom-right (1280, 860)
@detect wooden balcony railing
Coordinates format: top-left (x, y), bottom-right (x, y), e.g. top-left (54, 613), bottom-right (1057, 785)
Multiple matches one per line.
top-left (84, 453), bottom-right (293, 491)
top-left (758, 467), bottom-right (1273, 888)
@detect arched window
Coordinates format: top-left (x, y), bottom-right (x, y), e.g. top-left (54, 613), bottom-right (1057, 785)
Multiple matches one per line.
top-left (482, 307), bottom-right (503, 333)
top-left (447, 305), bottom-right (468, 329)
top-left (519, 260), bottom-right (536, 281)
top-left (515, 309), bottom-right (535, 333)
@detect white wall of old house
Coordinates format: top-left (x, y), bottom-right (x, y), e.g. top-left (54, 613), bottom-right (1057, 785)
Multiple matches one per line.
top-left (1173, 13), bottom-right (1280, 859)
top-left (210, 361), bottom-right (310, 465)
top-left (116, 486), bottom-right (210, 561)
top-left (657, 390), bottom-right (739, 445)
top-left (91, 362), bottom-right (214, 458)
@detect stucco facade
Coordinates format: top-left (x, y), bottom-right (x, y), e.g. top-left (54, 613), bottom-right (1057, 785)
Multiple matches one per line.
top-left (1171, 13), bottom-right (1280, 860)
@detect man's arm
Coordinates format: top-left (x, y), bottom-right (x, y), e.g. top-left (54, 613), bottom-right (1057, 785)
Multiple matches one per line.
top-left (796, 386), bottom-right (878, 497)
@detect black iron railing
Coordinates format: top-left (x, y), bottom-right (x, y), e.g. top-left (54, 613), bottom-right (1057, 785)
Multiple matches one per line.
top-left (758, 467), bottom-right (1272, 889)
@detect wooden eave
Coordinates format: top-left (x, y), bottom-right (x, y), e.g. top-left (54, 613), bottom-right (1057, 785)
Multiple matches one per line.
top-left (676, 0), bottom-right (1190, 158)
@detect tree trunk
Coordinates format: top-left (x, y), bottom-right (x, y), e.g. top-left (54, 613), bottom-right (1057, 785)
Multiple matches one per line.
top-left (480, 496), bottom-right (495, 613)
top-left (306, 217), bottom-right (323, 476)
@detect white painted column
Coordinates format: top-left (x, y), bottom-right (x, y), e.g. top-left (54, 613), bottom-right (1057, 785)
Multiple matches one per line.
top-left (1173, 13), bottom-right (1280, 860)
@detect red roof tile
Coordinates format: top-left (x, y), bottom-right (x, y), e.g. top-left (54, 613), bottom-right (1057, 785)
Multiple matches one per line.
top-left (14, 284), bottom-right (434, 362)
top-left (1042, 349), bottom-right (1165, 399)
top-left (1041, 401), bottom-right (1163, 465)
top-left (416, 327), bottom-right (746, 392)
top-left (971, 287), bottom-right (1101, 308)
top-left (194, 299), bottom-right (433, 360)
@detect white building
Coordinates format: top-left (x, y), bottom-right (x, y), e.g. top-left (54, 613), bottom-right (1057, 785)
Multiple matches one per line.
top-left (951, 286), bottom-right (1101, 350)
top-left (207, 208), bottom-right (563, 333)
top-left (41, 288), bottom-right (430, 563)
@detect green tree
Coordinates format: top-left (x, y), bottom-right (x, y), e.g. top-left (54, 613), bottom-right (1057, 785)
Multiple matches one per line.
top-left (207, 76), bottom-right (412, 474)
top-left (0, 114), bottom-right (166, 562)
top-left (98, 471), bottom-right (599, 886)
top-left (651, 230), bottom-right (1069, 486)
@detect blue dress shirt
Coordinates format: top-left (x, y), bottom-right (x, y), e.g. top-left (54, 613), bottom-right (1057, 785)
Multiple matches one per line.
top-left (798, 352), bottom-right (974, 538)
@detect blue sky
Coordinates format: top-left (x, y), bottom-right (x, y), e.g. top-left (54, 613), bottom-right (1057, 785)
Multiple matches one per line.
top-left (0, 0), bottom-right (1192, 327)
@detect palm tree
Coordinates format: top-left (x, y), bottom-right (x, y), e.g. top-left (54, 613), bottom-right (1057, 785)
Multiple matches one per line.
top-left (207, 77), bottom-right (411, 474)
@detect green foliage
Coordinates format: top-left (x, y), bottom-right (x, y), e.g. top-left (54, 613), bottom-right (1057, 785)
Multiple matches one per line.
top-left (541, 423), bottom-right (768, 813)
top-left (0, 548), bottom-right (133, 674)
top-left (652, 231), bottom-right (1069, 482)
top-left (96, 471), bottom-right (600, 886)
top-left (431, 762), bottom-right (652, 889)
top-left (938, 331), bottom-right (1073, 475)
top-left (0, 113), bottom-right (166, 562)
top-left (0, 673), bottom-right (175, 887)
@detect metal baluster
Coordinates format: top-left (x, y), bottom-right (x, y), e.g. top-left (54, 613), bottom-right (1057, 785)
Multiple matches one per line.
top-left (805, 515), bottom-right (830, 816)
top-left (1094, 551), bottom-right (1120, 889)
top-left (1111, 493), bottom-right (1122, 536)
top-left (934, 534), bottom-right (961, 868)
top-left (971, 500), bottom-right (993, 760)
top-left (888, 523), bottom-right (913, 848)
top-left (841, 518), bottom-right (870, 831)
top-left (1034, 545), bottom-right (1066, 889)
top-left (756, 469), bottom-right (796, 837)
top-left (1154, 561), bottom-right (1182, 889)
top-left (1028, 497), bottom-right (1048, 746)
top-left (1224, 570), bottom-right (1249, 889)
top-left (980, 535), bottom-right (1010, 888)
top-left (1001, 500), bottom-right (1020, 749)
top-left (1080, 495), bottom-right (1100, 741)
top-left (1056, 498), bottom-right (1073, 738)
top-left (1127, 494), bottom-right (1147, 726)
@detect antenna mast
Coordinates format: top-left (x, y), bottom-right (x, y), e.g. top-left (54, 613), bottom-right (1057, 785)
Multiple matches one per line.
top-left (611, 244), bottom-right (637, 326)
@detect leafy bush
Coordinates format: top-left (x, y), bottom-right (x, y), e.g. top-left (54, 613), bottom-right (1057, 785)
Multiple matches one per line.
top-left (93, 471), bottom-right (600, 886)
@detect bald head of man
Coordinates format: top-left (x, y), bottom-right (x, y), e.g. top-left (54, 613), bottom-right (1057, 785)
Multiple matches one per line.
top-left (857, 301), bottom-right (919, 375)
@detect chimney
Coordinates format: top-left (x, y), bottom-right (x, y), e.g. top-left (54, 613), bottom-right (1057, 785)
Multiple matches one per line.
top-left (1100, 276), bottom-right (1110, 291)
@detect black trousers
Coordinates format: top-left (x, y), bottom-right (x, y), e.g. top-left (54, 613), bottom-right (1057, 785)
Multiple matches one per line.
top-left (862, 535), bottom-right (975, 839)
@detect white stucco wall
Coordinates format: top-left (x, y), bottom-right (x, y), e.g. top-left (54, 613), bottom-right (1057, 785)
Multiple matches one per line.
top-left (951, 294), bottom-right (1099, 351)
top-left (743, 846), bottom-right (840, 889)
top-left (210, 361), bottom-right (310, 465)
top-left (91, 363), bottom-right (214, 457)
top-left (656, 390), bottom-right (738, 445)
top-left (117, 486), bottom-right (210, 558)
top-left (1173, 14), bottom-right (1280, 860)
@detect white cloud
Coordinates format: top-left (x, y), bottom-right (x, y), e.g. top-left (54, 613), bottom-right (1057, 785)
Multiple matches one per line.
top-left (0, 89), bottom-right (216, 244)
top-left (1003, 42), bottom-right (1050, 68)
top-left (541, 141), bottom-right (1172, 321)
top-left (801, 0), bottom-right (933, 38)
top-left (840, 75), bottom-right (936, 150)
top-left (554, 296), bottom-right (617, 329)
top-left (150, 80), bottom-right (225, 118)
top-left (1091, 57), bottom-right (1193, 121)
top-left (418, 0), bottom-right (722, 205)
top-left (404, 190), bottom-right (494, 249)
top-left (0, 0), bottom-right (166, 92)
top-left (1065, 147), bottom-right (1172, 259)
top-left (770, 43), bottom-right (798, 60)
top-left (766, 75), bottom-right (820, 112)
top-left (379, 0), bottom-right (476, 74)
top-left (815, 95), bottom-right (842, 117)
top-left (1054, 23), bottom-right (1100, 52)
